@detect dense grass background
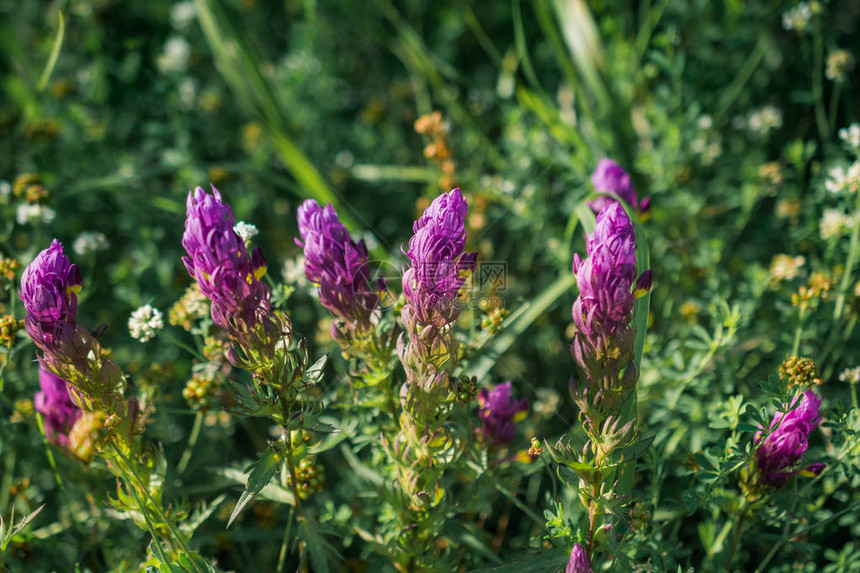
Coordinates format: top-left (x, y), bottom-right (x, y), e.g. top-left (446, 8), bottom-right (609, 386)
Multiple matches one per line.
top-left (2, 0), bottom-right (860, 571)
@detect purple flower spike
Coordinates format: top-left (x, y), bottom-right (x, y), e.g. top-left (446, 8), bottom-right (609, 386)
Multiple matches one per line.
top-left (19, 240), bottom-right (82, 350)
top-left (572, 203), bottom-right (644, 342)
top-left (566, 543), bottom-right (593, 573)
top-left (402, 188), bottom-right (477, 320)
top-left (34, 366), bottom-right (81, 447)
top-left (296, 200), bottom-right (380, 339)
top-left (182, 185), bottom-right (270, 333)
top-left (588, 159), bottom-right (649, 215)
top-left (570, 203), bottom-right (651, 415)
top-left (755, 390), bottom-right (823, 488)
top-left (398, 189), bottom-right (477, 415)
top-left (476, 382), bottom-right (528, 445)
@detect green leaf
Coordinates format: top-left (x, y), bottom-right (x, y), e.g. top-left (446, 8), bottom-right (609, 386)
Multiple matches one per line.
top-left (469, 550), bottom-right (568, 572)
top-left (463, 273), bottom-right (577, 382)
top-left (339, 444), bottom-right (385, 488)
top-left (226, 448), bottom-right (282, 528)
top-left (299, 519), bottom-right (330, 573)
top-left (303, 355), bottom-right (328, 385)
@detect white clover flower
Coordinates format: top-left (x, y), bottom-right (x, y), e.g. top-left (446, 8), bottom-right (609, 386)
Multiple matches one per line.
top-left (282, 255), bottom-right (309, 287)
top-left (178, 78), bottom-right (197, 109)
top-left (769, 254), bottom-right (806, 282)
top-left (697, 115), bottom-right (713, 130)
top-left (16, 204), bottom-right (55, 225)
top-left (73, 231), bottom-right (109, 256)
top-left (839, 366), bottom-right (860, 384)
top-left (826, 50), bottom-right (854, 82)
top-left (233, 221), bottom-right (259, 242)
top-left (335, 150), bottom-right (354, 168)
top-left (747, 106), bottom-right (783, 135)
top-left (533, 387), bottom-right (561, 417)
top-left (690, 136), bottom-right (707, 154)
top-left (704, 142), bottom-right (723, 164)
top-left (170, 1), bottom-right (196, 29)
top-left (0, 180), bottom-right (10, 200)
top-left (129, 304), bottom-right (164, 342)
top-left (826, 162), bottom-right (860, 194)
top-left (820, 209), bottom-right (854, 240)
top-left (782, 3), bottom-right (812, 31)
top-left (157, 37), bottom-right (191, 74)
top-left (839, 124), bottom-right (860, 150)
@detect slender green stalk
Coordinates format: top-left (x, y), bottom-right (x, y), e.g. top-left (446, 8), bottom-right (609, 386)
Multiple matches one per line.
top-left (812, 26), bottom-right (829, 141)
top-left (833, 200), bottom-right (860, 320)
top-left (126, 480), bottom-right (172, 565)
top-left (277, 506), bottom-right (295, 573)
top-left (108, 442), bottom-right (199, 568)
top-left (162, 332), bottom-right (206, 362)
top-left (791, 308), bottom-right (805, 356)
top-left (851, 380), bottom-right (858, 411)
top-left (828, 80), bottom-right (843, 133)
top-left (724, 502), bottom-right (748, 571)
top-left (176, 411), bottom-right (204, 475)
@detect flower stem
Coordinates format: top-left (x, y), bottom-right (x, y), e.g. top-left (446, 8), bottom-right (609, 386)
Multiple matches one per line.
top-left (176, 411), bottom-right (204, 475)
top-left (812, 25), bottom-right (829, 141)
top-left (108, 442), bottom-right (200, 569)
top-left (791, 307), bottom-right (805, 356)
top-left (724, 508), bottom-right (747, 571)
top-left (277, 506), bottom-right (295, 573)
top-left (834, 201), bottom-right (860, 320)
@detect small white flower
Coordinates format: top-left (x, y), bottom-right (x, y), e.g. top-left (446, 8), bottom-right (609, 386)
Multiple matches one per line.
top-left (335, 150), bottom-right (354, 168)
top-left (769, 254), bottom-right (806, 281)
top-left (128, 304), bottom-right (164, 342)
top-left (826, 50), bottom-right (854, 82)
top-left (533, 388), bottom-right (561, 417)
top-left (282, 255), bottom-right (309, 287)
top-left (697, 115), bottom-right (713, 130)
top-left (170, 1), bottom-right (196, 29)
top-left (16, 204), bottom-right (55, 225)
top-left (839, 366), bottom-right (860, 384)
top-left (747, 106), bottom-right (782, 135)
top-left (0, 180), bottom-right (11, 200)
top-left (839, 124), bottom-right (860, 150)
top-left (820, 209), bottom-right (854, 240)
top-left (73, 231), bottom-right (109, 256)
top-left (119, 162), bottom-right (136, 178)
top-left (157, 37), bottom-right (191, 74)
top-left (825, 162), bottom-right (860, 194)
top-left (233, 221), bottom-right (259, 243)
top-left (178, 78), bottom-right (197, 109)
top-left (782, 3), bottom-right (812, 32)
top-left (690, 136), bottom-right (707, 154)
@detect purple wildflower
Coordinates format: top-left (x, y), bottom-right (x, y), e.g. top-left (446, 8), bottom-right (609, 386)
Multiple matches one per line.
top-left (588, 159), bottom-right (649, 215)
top-left (296, 200), bottom-right (381, 341)
top-left (19, 239), bottom-right (82, 351)
top-left (402, 188), bottom-right (477, 320)
top-left (182, 186), bottom-right (270, 333)
top-left (566, 543), bottom-right (593, 573)
top-left (34, 366), bottom-right (81, 447)
top-left (398, 188), bottom-right (476, 412)
top-left (571, 203), bottom-right (651, 414)
top-left (755, 390), bottom-right (824, 488)
top-left (477, 382), bottom-right (528, 445)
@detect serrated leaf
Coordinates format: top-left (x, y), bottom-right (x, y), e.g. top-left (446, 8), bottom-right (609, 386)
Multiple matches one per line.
top-left (303, 355), bottom-right (328, 385)
top-left (227, 448), bottom-right (282, 527)
top-left (299, 519), bottom-right (330, 573)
